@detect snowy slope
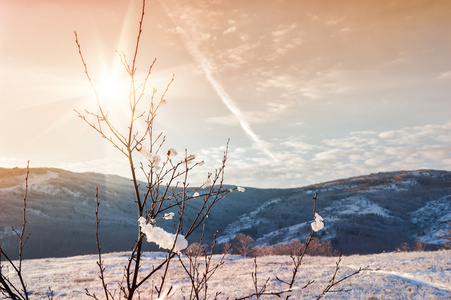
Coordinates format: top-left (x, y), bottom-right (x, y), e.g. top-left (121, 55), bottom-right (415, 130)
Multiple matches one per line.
top-left (7, 250), bottom-right (451, 299)
top-left (213, 170), bottom-right (451, 254)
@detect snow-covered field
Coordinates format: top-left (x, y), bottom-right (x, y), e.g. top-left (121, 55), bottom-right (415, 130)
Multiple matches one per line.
top-left (7, 250), bottom-right (451, 299)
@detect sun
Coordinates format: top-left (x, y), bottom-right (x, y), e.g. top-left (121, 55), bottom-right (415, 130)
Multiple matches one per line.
top-left (96, 72), bottom-right (130, 106)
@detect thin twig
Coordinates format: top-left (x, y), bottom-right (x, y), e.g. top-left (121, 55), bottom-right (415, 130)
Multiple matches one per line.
top-left (86, 188), bottom-right (114, 299)
top-left (0, 162), bottom-right (31, 300)
top-left (316, 255), bottom-right (371, 299)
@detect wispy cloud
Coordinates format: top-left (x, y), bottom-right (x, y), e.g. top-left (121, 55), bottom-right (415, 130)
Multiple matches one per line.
top-left (160, 1), bottom-right (277, 161)
top-left (437, 71), bottom-right (451, 80)
top-left (223, 25), bottom-right (237, 35)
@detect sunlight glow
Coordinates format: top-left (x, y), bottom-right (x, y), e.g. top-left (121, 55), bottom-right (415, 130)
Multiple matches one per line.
top-left (96, 72), bottom-right (129, 105)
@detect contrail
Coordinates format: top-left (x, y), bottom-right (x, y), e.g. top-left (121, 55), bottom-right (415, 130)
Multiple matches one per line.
top-left (160, 2), bottom-right (277, 161)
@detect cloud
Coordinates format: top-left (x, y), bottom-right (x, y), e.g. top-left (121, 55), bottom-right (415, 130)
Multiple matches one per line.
top-left (437, 71), bottom-right (451, 79)
top-left (217, 42), bottom-right (261, 70)
top-left (379, 122), bottom-right (451, 145)
top-left (161, 0), bottom-right (277, 161)
top-left (266, 23), bottom-right (303, 60)
top-left (257, 74), bottom-right (296, 90)
top-left (255, 66), bottom-right (359, 104)
top-left (206, 101), bottom-right (289, 126)
top-left (326, 17), bottom-right (345, 26)
top-left (271, 23), bottom-right (297, 37)
top-left (206, 111), bottom-right (273, 126)
top-left (223, 26), bottom-right (237, 35)
top-left (194, 121), bottom-right (451, 188)
top-left (0, 157), bottom-right (26, 166)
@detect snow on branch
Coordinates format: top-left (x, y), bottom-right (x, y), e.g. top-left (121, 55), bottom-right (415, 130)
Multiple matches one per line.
top-left (311, 213), bottom-right (324, 232)
top-left (139, 146), bottom-right (162, 171)
top-left (138, 217), bottom-right (188, 253)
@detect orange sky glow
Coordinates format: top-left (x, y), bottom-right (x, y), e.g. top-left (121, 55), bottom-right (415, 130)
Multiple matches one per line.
top-left (1, 0), bottom-right (450, 188)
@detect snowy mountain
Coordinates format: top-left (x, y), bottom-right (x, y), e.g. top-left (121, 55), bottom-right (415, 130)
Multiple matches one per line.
top-left (0, 168), bottom-right (450, 259)
top-left (216, 170), bottom-right (451, 255)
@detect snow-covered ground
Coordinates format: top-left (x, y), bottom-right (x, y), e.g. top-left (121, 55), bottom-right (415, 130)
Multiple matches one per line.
top-left (6, 250), bottom-right (451, 299)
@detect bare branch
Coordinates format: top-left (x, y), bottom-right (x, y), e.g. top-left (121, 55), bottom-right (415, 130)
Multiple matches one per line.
top-left (86, 188), bottom-right (114, 300)
top-left (316, 255), bottom-right (371, 299)
top-left (1, 162), bottom-right (31, 300)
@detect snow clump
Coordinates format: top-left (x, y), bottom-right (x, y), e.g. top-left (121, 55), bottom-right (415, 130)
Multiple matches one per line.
top-left (167, 148), bottom-right (177, 157)
top-left (162, 212), bottom-right (174, 220)
top-left (311, 213), bottom-right (324, 232)
top-left (138, 217), bottom-right (188, 253)
top-left (140, 146), bottom-right (162, 171)
top-left (182, 154), bottom-right (196, 165)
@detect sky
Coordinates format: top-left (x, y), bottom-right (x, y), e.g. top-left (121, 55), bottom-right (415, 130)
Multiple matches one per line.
top-left (1, 0), bottom-right (450, 188)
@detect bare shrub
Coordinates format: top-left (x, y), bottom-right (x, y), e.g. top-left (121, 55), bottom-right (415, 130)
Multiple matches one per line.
top-left (284, 239), bottom-right (304, 256)
top-left (307, 238), bottom-right (335, 256)
top-left (398, 242), bottom-right (411, 252)
top-left (413, 238), bottom-right (426, 252)
top-left (252, 244), bottom-right (275, 257)
top-left (254, 238), bottom-right (334, 257)
top-left (233, 233), bottom-right (254, 257)
top-left (221, 242), bottom-right (232, 255)
top-left (186, 243), bottom-right (207, 257)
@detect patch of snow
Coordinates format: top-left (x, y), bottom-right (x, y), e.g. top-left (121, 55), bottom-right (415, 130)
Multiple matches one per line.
top-left (324, 195), bottom-right (390, 218)
top-left (369, 269), bottom-right (451, 292)
top-left (0, 186), bottom-right (21, 193)
top-left (410, 195), bottom-right (451, 244)
top-left (370, 179), bottom-right (418, 192)
top-left (254, 214), bottom-right (337, 246)
top-left (217, 197), bottom-right (282, 244)
top-left (411, 170), bottom-right (443, 178)
top-left (30, 184), bottom-right (59, 195)
top-left (254, 222), bottom-right (308, 245)
top-left (29, 171), bottom-right (59, 185)
top-left (61, 187), bottom-right (82, 198)
top-left (0, 226), bottom-right (14, 239)
top-left (28, 208), bottom-right (49, 218)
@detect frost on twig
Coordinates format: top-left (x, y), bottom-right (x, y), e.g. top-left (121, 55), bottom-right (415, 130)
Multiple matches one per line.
top-left (166, 148), bottom-right (177, 157)
top-left (138, 217), bottom-right (188, 253)
top-left (200, 173), bottom-right (212, 189)
top-left (139, 146), bottom-right (162, 172)
top-left (182, 154), bottom-right (196, 165)
top-left (162, 212), bottom-right (174, 220)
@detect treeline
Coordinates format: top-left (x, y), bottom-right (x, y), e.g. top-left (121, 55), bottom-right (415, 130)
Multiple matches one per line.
top-left (205, 233), bottom-right (335, 257)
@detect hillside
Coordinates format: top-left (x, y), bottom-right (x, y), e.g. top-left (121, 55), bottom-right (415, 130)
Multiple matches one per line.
top-left (0, 167), bottom-right (450, 259)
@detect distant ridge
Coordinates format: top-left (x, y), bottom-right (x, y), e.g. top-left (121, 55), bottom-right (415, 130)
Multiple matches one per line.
top-left (0, 168), bottom-right (449, 259)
